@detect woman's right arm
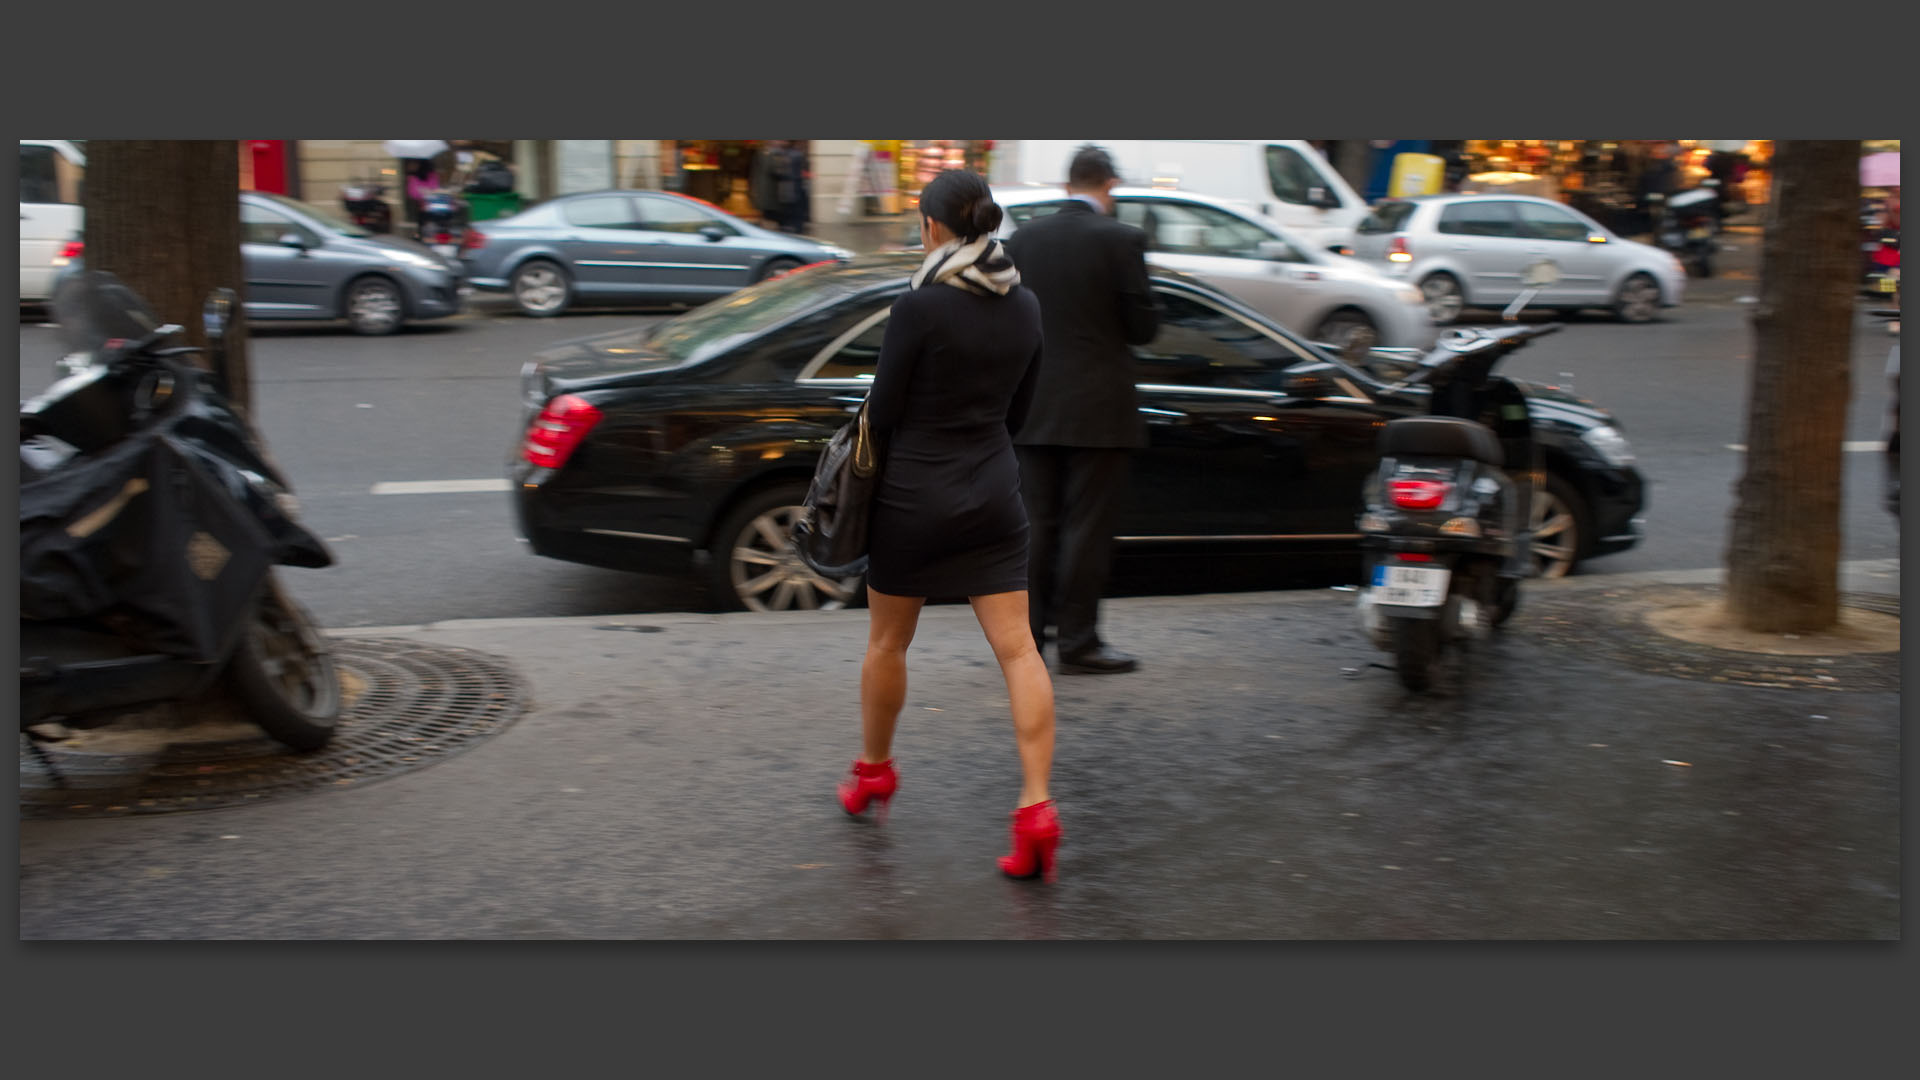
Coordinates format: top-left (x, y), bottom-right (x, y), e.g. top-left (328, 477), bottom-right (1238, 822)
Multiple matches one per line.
top-left (866, 294), bottom-right (923, 434)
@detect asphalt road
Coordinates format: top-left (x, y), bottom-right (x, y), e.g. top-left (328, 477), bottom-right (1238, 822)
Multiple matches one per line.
top-left (15, 250), bottom-right (1902, 630)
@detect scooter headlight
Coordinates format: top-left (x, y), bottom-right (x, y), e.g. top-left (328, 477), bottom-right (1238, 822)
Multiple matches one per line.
top-left (1581, 424), bottom-right (1637, 467)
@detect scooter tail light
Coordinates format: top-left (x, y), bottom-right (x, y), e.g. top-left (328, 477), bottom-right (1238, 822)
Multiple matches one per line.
top-left (521, 394), bottom-right (603, 470)
top-left (1388, 479), bottom-right (1450, 510)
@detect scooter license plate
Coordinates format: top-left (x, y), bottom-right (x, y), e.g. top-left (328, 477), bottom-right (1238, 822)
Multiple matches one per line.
top-left (1372, 564), bottom-right (1450, 607)
top-left (1687, 226), bottom-right (1711, 240)
top-left (432, 243), bottom-right (459, 258)
top-left (1879, 276), bottom-right (1899, 293)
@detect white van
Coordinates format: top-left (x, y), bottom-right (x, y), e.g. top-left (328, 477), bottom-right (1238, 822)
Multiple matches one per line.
top-left (20, 139), bottom-right (86, 304)
top-left (990, 140), bottom-right (1368, 251)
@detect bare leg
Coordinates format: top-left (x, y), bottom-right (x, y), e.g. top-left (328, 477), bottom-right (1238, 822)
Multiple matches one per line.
top-left (969, 590), bottom-right (1055, 807)
top-left (861, 587), bottom-right (925, 764)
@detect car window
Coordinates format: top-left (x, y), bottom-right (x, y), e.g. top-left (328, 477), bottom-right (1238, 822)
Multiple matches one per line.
top-left (1006, 201), bottom-right (1070, 226)
top-left (20, 145), bottom-right (62, 205)
top-left (254, 191), bottom-right (372, 238)
top-left (1515, 201), bottom-right (1592, 242)
top-left (1265, 145), bottom-right (1328, 207)
top-left (1437, 201), bottom-right (1522, 238)
top-left (808, 310), bottom-right (891, 381)
top-left (639, 195), bottom-right (729, 235)
top-left (563, 195), bottom-right (643, 230)
top-left (241, 201), bottom-right (316, 246)
top-left (1119, 200), bottom-right (1271, 259)
top-left (1134, 291), bottom-right (1302, 391)
top-left (1357, 201), bottom-right (1417, 235)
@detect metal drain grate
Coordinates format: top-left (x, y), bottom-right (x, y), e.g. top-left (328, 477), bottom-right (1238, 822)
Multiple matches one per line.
top-left (20, 638), bottom-right (530, 819)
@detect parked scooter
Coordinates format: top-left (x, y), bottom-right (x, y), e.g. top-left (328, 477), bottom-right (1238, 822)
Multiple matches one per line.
top-left (20, 272), bottom-right (342, 761)
top-left (341, 177), bottom-right (393, 234)
top-left (1650, 183), bottom-right (1719, 277)
top-left (416, 190), bottom-right (468, 258)
top-left (1354, 262), bottom-right (1563, 691)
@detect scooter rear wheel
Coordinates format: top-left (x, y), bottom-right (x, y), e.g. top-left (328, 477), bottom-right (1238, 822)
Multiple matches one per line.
top-left (228, 574), bottom-right (341, 752)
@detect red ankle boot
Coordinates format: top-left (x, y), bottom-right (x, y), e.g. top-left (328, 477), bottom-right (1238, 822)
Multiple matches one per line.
top-left (838, 759), bottom-right (898, 822)
top-left (997, 800), bottom-right (1061, 882)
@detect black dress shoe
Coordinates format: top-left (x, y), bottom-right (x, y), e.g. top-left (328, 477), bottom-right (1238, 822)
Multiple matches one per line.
top-left (1057, 645), bottom-right (1137, 675)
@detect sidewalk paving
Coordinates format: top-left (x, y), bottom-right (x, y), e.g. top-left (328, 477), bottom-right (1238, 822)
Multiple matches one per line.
top-left (18, 561), bottom-right (1897, 939)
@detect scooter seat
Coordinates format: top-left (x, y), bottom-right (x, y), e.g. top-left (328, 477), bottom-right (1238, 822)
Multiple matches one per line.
top-left (1380, 416), bottom-right (1505, 466)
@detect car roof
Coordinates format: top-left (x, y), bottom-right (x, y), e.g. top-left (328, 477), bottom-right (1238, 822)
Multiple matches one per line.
top-left (1375, 192), bottom-right (1570, 207)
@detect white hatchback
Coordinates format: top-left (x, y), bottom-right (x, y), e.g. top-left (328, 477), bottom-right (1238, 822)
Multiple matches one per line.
top-left (1347, 193), bottom-right (1687, 325)
top-left (20, 139), bottom-right (85, 304)
top-left (992, 185), bottom-right (1436, 351)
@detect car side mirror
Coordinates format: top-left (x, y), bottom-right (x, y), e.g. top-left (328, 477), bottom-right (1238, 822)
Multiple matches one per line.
top-left (278, 232), bottom-right (311, 251)
top-left (698, 225), bottom-right (729, 242)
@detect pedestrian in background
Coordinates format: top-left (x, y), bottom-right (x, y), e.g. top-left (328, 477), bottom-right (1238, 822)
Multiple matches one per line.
top-left (750, 141), bottom-right (784, 229)
top-left (835, 169), bottom-right (1063, 883)
top-left (1004, 145), bottom-right (1161, 675)
top-left (402, 159), bottom-right (439, 232)
top-left (781, 141), bottom-right (811, 234)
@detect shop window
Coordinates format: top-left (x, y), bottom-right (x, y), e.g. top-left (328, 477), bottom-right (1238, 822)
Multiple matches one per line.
top-left (563, 195), bottom-right (643, 230)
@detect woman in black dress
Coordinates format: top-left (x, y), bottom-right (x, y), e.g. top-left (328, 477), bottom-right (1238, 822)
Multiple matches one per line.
top-left (835, 169), bottom-right (1062, 881)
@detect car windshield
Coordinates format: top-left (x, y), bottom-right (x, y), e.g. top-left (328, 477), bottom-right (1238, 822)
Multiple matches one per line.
top-left (253, 191), bottom-right (373, 238)
top-left (647, 258), bottom-right (908, 364)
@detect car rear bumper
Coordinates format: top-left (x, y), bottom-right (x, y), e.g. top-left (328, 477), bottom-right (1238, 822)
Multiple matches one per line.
top-left (510, 468), bottom-right (697, 576)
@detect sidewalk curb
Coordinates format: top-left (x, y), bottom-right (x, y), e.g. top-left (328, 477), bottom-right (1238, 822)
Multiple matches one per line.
top-left (326, 559), bottom-right (1899, 639)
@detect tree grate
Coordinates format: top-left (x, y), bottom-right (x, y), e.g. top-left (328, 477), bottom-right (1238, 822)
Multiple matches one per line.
top-left (1523, 585), bottom-right (1900, 693)
top-left (19, 638), bottom-right (530, 819)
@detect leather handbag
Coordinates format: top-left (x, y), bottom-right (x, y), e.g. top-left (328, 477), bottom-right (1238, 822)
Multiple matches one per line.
top-left (791, 398), bottom-right (880, 577)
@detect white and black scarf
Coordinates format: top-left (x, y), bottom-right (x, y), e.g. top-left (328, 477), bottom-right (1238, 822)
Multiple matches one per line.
top-left (910, 235), bottom-right (1021, 296)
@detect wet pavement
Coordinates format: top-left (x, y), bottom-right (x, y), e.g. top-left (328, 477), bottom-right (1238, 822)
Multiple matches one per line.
top-left (16, 563), bottom-right (1899, 939)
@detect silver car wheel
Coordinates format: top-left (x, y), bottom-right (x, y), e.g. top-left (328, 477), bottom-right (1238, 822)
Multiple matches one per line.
top-left (346, 279), bottom-right (403, 335)
top-left (1530, 486), bottom-right (1580, 579)
top-left (1420, 274), bottom-right (1465, 325)
top-left (1615, 273), bottom-right (1661, 323)
top-left (728, 505), bottom-right (861, 613)
top-left (513, 263), bottom-right (570, 316)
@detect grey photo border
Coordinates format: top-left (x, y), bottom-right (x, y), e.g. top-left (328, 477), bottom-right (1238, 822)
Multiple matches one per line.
top-left (4, 4), bottom-right (1910, 1077)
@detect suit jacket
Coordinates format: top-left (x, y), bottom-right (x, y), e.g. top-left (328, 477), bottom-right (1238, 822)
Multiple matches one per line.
top-left (1005, 200), bottom-right (1161, 448)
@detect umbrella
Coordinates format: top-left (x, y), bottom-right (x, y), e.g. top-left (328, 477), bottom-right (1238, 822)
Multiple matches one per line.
top-left (383, 140), bottom-right (449, 160)
top-left (1861, 151), bottom-right (1899, 189)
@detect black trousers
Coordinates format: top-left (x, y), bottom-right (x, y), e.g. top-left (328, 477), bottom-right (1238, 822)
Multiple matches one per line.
top-left (1016, 445), bottom-right (1131, 657)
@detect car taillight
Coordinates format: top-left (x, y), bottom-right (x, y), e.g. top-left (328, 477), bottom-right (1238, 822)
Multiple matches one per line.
top-left (1388, 479), bottom-right (1450, 510)
top-left (435, 231), bottom-right (453, 244)
top-left (60, 240), bottom-right (84, 259)
top-left (1388, 235), bottom-right (1412, 263)
top-left (461, 229), bottom-right (485, 252)
top-left (522, 394), bottom-right (603, 470)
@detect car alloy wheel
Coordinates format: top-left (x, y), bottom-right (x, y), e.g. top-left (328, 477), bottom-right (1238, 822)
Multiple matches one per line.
top-left (1529, 477), bottom-right (1584, 579)
top-left (727, 503), bottom-right (863, 612)
top-left (1614, 273), bottom-right (1661, 323)
top-left (1314, 310), bottom-right (1379, 352)
top-left (346, 278), bottom-right (403, 335)
top-left (513, 261), bottom-right (571, 317)
top-left (1420, 274), bottom-right (1465, 325)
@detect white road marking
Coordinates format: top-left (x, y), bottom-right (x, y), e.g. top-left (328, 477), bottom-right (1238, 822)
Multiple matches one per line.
top-left (1724, 442), bottom-right (1886, 452)
top-left (371, 479), bottom-right (512, 495)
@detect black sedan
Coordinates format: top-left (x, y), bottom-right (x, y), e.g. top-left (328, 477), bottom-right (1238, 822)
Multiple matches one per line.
top-left (508, 255), bottom-right (1645, 612)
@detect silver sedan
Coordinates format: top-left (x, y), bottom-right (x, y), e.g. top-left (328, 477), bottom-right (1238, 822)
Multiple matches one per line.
top-left (461, 190), bottom-right (854, 317)
top-left (991, 185), bottom-right (1437, 350)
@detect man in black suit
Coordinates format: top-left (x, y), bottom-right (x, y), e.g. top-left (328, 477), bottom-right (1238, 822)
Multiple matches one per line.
top-left (1005, 145), bottom-right (1161, 675)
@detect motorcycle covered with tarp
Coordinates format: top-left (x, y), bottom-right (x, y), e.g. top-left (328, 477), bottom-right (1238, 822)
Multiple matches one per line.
top-left (20, 271), bottom-right (342, 754)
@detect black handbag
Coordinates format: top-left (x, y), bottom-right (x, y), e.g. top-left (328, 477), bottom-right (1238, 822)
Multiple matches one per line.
top-left (791, 399), bottom-right (880, 578)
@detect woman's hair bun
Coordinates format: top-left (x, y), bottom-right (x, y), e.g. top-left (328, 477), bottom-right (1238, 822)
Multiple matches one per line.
top-left (969, 198), bottom-right (1004, 236)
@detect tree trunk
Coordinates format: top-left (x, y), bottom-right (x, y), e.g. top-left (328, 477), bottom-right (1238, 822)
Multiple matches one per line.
top-left (1723, 140), bottom-right (1859, 632)
top-left (80, 141), bottom-right (250, 415)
